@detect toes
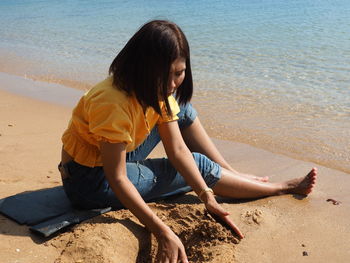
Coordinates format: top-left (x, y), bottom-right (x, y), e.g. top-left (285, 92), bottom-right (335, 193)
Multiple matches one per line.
top-left (307, 168), bottom-right (318, 181)
top-left (311, 167), bottom-right (318, 175)
top-left (256, 176), bottom-right (269, 182)
top-left (254, 176), bottom-right (269, 182)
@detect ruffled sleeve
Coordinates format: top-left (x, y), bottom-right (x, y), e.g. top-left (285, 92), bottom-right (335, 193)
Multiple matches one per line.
top-left (87, 102), bottom-right (133, 145)
top-left (157, 95), bottom-right (180, 124)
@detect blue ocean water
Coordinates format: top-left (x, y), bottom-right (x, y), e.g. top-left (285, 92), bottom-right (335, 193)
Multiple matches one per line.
top-left (0, 0), bottom-right (349, 172)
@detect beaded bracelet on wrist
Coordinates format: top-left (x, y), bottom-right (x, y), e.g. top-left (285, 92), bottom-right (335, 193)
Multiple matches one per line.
top-left (198, 187), bottom-right (214, 201)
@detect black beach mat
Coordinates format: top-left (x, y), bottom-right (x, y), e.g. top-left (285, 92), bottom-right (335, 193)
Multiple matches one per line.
top-left (0, 186), bottom-right (111, 237)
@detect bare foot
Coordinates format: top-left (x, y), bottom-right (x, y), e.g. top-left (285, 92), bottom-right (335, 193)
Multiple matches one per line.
top-left (281, 168), bottom-right (317, 195)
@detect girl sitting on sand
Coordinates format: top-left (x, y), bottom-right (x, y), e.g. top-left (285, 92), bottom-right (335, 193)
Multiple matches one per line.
top-left (59, 20), bottom-right (317, 263)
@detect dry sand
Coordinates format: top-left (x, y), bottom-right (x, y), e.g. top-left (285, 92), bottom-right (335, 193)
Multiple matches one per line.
top-left (1, 75), bottom-right (350, 263)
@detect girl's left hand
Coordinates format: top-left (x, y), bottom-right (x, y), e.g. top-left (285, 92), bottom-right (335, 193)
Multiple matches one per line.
top-left (204, 194), bottom-right (244, 239)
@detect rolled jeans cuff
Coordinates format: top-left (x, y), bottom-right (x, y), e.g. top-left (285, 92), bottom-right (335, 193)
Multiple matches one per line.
top-left (204, 162), bottom-right (222, 188)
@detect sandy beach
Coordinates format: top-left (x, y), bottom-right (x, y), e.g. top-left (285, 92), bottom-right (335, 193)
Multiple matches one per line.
top-left (1, 74), bottom-right (350, 262)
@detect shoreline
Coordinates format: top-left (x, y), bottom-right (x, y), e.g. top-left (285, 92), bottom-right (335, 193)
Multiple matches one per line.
top-left (0, 73), bottom-right (350, 262)
top-left (0, 70), bottom-right (348, 174)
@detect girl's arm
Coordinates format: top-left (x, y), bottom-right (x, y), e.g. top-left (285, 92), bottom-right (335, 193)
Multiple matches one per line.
top-left (158, 121), bottom-right (244, 239)
top-left (100, 141), bottom-right (188, 263)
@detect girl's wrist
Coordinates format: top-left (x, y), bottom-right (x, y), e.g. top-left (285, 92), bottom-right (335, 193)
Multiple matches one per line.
top-left (200, 191), bottom-right (216, 205)
top-left (148, 218), bottom-right (172, 239)
top-left (199, 187), bottom-right (214, 203)
top-left (154, 226), bottom-right (174, 241)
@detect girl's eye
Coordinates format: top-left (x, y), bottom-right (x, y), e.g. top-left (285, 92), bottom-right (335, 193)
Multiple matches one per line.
top-left (175, 70), bottom-right (185, 77)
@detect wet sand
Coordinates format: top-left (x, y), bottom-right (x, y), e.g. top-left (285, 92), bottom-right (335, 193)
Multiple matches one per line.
top-left (1, 74), bottom-right (350, 262)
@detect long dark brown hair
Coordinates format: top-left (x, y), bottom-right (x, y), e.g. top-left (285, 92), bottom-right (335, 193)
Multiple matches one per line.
top-left (109, 20), bottom-right (193, 116)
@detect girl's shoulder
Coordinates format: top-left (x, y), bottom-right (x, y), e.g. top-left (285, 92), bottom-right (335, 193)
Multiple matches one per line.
top-left (84, 77), bottom-right (131, 106)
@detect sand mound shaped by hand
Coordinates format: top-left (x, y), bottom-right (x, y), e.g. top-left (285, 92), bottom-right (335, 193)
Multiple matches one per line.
top-left (50, 203), bottom-right (240, 263)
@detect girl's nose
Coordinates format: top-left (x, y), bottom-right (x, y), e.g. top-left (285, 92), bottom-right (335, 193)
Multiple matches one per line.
top-left (169, 79), bottom-right (176, 91)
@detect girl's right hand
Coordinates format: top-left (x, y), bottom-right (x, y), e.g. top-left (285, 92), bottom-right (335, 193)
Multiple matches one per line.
top-left (155, 229), bottom-right (189, 263)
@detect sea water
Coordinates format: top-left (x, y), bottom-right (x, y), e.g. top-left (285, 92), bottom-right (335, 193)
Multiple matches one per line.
top-left (0, 0), bottom-right (349, 172)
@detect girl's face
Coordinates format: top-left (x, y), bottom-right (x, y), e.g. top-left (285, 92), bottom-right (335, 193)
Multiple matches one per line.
top-left (167, 57), bottom-right (186, 96)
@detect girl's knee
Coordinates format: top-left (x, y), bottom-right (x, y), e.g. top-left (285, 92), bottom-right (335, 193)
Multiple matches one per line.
top-left (192, 152), bottom-right (222, 187)
top-left (177, 103), bottom-right (197, 129)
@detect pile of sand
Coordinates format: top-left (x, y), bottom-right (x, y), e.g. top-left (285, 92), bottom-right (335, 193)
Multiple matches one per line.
top-left (51, 203), bottom-right (241, 263)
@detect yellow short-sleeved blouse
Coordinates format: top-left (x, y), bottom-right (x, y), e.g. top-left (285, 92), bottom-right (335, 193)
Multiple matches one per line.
top-left (62, 77), bottom-right (180, 167)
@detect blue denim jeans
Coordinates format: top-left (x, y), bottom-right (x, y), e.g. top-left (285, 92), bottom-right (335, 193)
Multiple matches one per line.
top-left (61, 103), bottom-right (222, 209)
